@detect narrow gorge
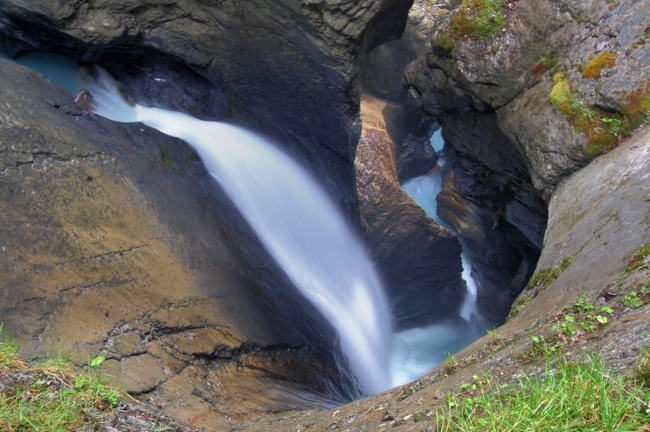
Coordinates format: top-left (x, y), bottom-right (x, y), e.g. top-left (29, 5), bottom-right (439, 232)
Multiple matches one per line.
top-left (0, 0), bottom-right (649, 430)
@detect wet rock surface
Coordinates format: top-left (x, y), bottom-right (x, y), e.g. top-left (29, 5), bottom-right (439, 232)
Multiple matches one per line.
top-left (436, 169), bottom-right (539, 325)
top-left (236, 123), bottom-right (650, 432)
top-left (357, 95), bottom-right (465, 329)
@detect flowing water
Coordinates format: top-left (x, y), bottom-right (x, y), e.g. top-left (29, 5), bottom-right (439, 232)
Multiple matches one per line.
top-left (397, 152), bottom-right (485, 385)
top-left (8, 51), bottom-right (486, 397)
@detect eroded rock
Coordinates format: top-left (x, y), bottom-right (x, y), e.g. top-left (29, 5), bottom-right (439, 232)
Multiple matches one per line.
top-left (357, 95), bottom-right (465, 329)
top-left (0, 0), bottom-right (415, 223)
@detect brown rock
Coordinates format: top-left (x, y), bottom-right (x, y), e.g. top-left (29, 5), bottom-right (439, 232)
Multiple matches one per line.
top-left (356, 95), bottom-right (465, 329)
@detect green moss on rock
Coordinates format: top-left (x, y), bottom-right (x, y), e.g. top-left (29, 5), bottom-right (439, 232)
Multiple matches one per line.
top-left (525, 256), bottom-right (574, 291)
top-left (549, 73), bottom-right (622, 157)
top-left (441, 0), bottom-right (506, 44)
top-left (582, 51), bottom-right (618, 79)
top-left (625, 243), bottom-right (650, 272)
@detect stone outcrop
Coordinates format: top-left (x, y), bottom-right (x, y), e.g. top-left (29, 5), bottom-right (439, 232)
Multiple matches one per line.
top-left (405, 0), bottom-right (650, 193)
top-left (357, 95), bottom-right (465, 329)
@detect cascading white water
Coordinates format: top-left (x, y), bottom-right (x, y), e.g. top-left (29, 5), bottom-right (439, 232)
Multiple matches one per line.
top-left (10, 51), bottom-right (487, 396)
top-left (82, 67), bottom-right (394, 396)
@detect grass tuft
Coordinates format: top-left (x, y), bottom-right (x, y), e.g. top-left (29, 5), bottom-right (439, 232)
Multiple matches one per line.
top-left (437, 354), bottom-right (650, 431)
top-left (0, 330), bottom-right (123, 431)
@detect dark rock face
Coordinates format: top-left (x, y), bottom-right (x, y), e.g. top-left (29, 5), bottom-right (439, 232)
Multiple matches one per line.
top-left (441, 112), bottom-right (547, 249)
top-left (0, 0), bottom-right (414, 222)
top-left (357, 96), bottom-right (465, 330)
top-left (436, 170), bottom-right (539, 324)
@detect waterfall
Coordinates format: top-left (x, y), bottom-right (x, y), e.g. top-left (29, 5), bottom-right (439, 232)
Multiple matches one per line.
top-left (10, 51), bottom-right (487, 397)
top-left (82, 66), bottom-right (394, 396)
top-left (397, 133), bottom-right (485, 382)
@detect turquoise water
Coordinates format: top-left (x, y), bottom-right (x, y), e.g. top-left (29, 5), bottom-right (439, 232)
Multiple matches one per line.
top-left (11, 51), bottom-right (81, 96)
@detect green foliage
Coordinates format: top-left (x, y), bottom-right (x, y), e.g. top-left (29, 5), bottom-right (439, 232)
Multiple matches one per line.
top-left (0, 332), bottom-right (123, 431)
top-left (182, 150), bottom-right (192, 167)
top-left (552, 314), bottom-right (578, 338)
top-left (89, 355), bottom-right (105, 368)
top-left (438, 0), bottom-right (506, 51)
top-left (625, 243), bottom-right (650, 272)
top-left (602, 116), bottom-right (622, 136)
top-left (623, 291), bottom-right (644, 309)
top-left (573, 294), bottom-right (595, 313)
top-left (549, 75), bottom-right (650, 157)
top-left (159, 145), bottom-right (173, 168)
top-left (437, 355), bottom-right (650, 431)
top-left (437, 32), bottom-right (457, 54)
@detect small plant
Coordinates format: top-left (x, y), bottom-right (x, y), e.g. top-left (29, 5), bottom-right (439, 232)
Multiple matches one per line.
top-left (443, 353), bottom-right (461, 375)
top-left (602, 117), bottom-right (622, 136)
top-left (413, 412), bottom-right (427, 422)
top-left (159, 145), bottom-right (173, 168)
top-left (552, 314), bottom-right (578, 338)
top-left (573, 294), bottom-right (595, 313)
top-left (625, 243), bottom-right (650, 272)
top-left (521, 335), bottom-right (561, 363)
top-left (623, 291), bottom-right (644, 309)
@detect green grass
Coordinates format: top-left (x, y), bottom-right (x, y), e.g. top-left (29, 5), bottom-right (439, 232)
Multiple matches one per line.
top-left (0, 331), bottom-right (123, 431)
top-left (437, 354), bottom-right (650, 431)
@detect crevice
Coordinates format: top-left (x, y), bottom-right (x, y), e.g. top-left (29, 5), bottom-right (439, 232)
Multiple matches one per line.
top-left (53, 244), bottom-right (150, 267)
